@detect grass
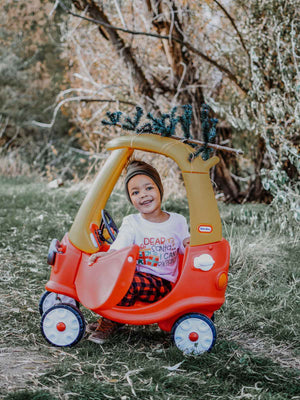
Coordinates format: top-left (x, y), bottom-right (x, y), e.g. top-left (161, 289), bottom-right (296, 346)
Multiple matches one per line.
top-left (0, 176), bottom-right (299, 400)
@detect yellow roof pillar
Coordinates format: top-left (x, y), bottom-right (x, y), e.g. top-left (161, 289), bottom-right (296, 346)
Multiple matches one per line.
top-left (69, 148), bottom-right (133, 252)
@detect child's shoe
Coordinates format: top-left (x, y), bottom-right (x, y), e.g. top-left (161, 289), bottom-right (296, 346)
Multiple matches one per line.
top-left (87, 318), bottom-right (122, 344)
top-left (86, 321), bottom-right (100, 334)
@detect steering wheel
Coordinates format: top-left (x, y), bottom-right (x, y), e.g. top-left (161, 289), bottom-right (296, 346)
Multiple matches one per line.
top-left (100, 209), bottom-right (119, 244)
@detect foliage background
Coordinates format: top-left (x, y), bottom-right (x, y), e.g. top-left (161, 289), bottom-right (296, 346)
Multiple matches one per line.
top-left (1, 0), bottom-right (299, 211)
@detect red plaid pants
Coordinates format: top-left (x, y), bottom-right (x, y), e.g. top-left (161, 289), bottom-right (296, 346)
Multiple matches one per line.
top-left (118, 271), bottom-right (173, 307)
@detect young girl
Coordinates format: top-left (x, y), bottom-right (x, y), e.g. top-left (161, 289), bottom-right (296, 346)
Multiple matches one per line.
top-left (87, 160), bottom-right (190, 344)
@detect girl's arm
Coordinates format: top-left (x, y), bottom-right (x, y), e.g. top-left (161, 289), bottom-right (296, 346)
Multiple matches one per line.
top-left (88, 215), bottom-right (135, 265)
top-left (183, 236), bottom-right (190, 247)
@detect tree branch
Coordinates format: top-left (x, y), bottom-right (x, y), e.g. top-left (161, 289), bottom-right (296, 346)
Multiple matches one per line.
top-left (69, 0), bottom-right (155, 102)
top-left (212, 0), bottom-right (249, 59)
top-left (79, 98), bottom-right (136, 106)
top-left (58, 0), bottom-right (248, 94)
top-left (172, 135), bottom-right (244, 155)
top-left (111, 123), bottom-right (244, 155)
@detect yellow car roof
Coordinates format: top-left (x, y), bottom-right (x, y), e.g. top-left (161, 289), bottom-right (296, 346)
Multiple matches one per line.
top-left (69, 135), bottom-right (222, 252)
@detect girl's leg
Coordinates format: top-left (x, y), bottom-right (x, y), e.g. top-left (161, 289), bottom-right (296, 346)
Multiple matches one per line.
top-left (118, 272), bottom-right (172, 307)
top-left (88, 272), bottom-right (172, 343)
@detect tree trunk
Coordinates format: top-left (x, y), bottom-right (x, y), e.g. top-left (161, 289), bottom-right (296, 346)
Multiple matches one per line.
top-left (245, 136), bottom-right (272, 203)
top-left (145, 0), bottom-right (205, 139)
top-left (212, 126), bottom-right (241, 202)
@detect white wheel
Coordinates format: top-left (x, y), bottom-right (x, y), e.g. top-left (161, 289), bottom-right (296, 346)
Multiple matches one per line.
top-left (41, 304), bottom-right (85, 347)
top-left (39, 291), bottom-right (79, 315)
top-left (172, 313), bottom-right (216, 355)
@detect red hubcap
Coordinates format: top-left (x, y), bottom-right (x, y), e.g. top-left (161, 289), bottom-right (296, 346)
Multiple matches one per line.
top-left (56, 322), bottom-right (66, 332)
top-left (189, 332), bottom-right (199, 342)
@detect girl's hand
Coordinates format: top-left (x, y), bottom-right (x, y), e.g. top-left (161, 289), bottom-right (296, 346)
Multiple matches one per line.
top-left (88, 252), bottom-right (106, 265)
top-left (88, 249), bottom-right (116, 265)
top-left (183, 236), bottom-right (190, 247)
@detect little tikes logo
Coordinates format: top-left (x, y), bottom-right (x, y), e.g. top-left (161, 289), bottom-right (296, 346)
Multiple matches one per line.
top-left (197, 224), bottom-right (213, 233)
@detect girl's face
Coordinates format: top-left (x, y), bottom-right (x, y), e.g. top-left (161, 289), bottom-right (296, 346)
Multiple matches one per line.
top-left (128, 174), bottom-right (162, 217)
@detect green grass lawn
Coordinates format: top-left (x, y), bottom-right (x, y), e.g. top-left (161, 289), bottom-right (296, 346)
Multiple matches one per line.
top-left (0, 176), bottom-right (299, 400)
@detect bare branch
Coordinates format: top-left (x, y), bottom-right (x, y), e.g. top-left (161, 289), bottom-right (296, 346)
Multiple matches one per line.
top-left (111, 122), bottom-right (243, 155)
top-left (0, 116), bottom-right (9, 138)
top-left (31, 96), bottom-right (137, 129)
top-left (79, 98), bottom-right (136, 106)
top-left (113, 0), bottom-right (127, 29)
top-left (172, 135), bottom-right (244, 155)
top-left (58, 0), bottom-right (248, 94)
top-left (182, 42), bottom-right (247, 93)
top-left (69, 0), bottom-right (155, 102)
top-left (212, 0), bottom-right (249, 59)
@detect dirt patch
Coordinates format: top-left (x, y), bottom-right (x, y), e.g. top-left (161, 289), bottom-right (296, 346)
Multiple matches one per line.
top-left (0, 346), bottom-right (54, 394)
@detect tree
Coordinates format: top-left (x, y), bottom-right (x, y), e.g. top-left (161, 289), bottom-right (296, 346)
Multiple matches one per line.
top-left (47, 0), bottom-right (298, 208)
top-left (0, 0), bottom-right (71, 174)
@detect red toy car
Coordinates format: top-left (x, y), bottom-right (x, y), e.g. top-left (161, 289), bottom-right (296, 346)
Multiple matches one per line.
top-left (39, 134), bottom-right (230, 354)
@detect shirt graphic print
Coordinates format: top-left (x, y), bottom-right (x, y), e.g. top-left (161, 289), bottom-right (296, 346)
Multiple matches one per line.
top-left (110, 213), bottom-right (189, 282)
